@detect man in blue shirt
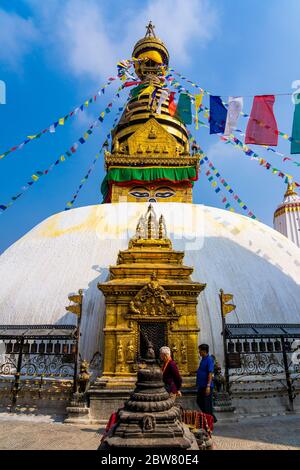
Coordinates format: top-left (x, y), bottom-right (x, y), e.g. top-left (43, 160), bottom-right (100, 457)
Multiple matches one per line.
top-left (196, 344), bottom-right (217, 423)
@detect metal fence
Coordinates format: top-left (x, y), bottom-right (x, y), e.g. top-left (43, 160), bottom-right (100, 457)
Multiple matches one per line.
top-left (224, 323), bottom-right (300, 410)
top-left (0, 325), bottom-right (78, 407)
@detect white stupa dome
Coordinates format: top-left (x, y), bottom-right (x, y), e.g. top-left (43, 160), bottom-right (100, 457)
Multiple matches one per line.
top-left (0, 202), bottom-right (299, 362)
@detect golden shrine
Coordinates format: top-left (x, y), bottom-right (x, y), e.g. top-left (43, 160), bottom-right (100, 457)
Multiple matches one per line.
top-left (97, 205), bottom-right (206, 388)
top-left (101, 21), bottom-right (201, 204)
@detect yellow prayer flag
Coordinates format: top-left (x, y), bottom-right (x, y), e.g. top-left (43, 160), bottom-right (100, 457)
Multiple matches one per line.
top-left (31, 174), bottom-right (39, 181)
top-left (138, 85), bottom-right (155, 100)
top-left (27, 135), bottom-right (37, 140)
top-left (221, 293), bottom-right (234, 303)
top-left (59, 118), bottom-right (65, 125)
top-left (65, 305), bottom-right (81, 315)
top-left (195, 93), bottom-right (203, 130)
top-left (84, 100), bottom-right (89, 107)
top-left (222, 304), bottom-right (236, 316)
top-left (84, 133), bottom-right (89, 140)
top-left (0, 155), bottom-right (4, 159)
top-left (60, 155), bottom-right (65, 161)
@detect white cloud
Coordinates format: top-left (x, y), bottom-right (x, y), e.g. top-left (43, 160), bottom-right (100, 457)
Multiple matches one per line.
top-left (0, 8), bottom-right (39, 69)
top-left (127, 0), bottom-right (218, 65)
top-left (23, 0), bottom-right (218, 82)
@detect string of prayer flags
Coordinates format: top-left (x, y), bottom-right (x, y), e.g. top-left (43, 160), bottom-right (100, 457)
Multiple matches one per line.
top-left (245, 95), bottom-right (278, 146)
top-left (168, 68), bottom-right (299, 147)
top-left (194, 94), bottom-right (203, 130)
top-left (176, 93), bottom-right (192, 124)
top-left (64, 100), bottom-right (128, 210)
top-left (64, 152), bottom-right (101, 210)
top-left (202, 165), bottom-right (235, 213)
top-left (197, 108), bottom-right (300, 167)
top-left (221, 135), bottom-right (300, 188)
top-left (0, 72), bottom-right (123, 162)
top-left (291, 93), bottom-right (300, 154)
top-left (0, 93), bottom-right (124, 214)
top-left (201, 156), bottom-right (257, 219)
top-left (224, 97), bottom-right (243, 136)
top-left (168, 92), bottom-right (177, 116)
top-left (209, 96), bottom-right (227, 134)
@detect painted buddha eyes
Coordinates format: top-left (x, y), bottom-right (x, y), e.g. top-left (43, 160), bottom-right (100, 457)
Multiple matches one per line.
top-left (129, 187), bottom-right (175, 199)
top-left (155, 188), bottom-right (175, 198)
top-left (130, 190), bottom-right (150, 198)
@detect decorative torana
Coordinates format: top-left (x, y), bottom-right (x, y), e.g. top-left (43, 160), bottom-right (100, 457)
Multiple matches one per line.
top-left (128, 273), bottom-right (178, 319)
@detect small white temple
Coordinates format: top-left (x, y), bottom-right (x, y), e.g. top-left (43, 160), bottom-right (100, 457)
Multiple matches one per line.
top-left (274, 182), bottom-right (300, 248)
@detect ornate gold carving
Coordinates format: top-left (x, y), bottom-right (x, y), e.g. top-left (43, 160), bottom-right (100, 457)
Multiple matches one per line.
top-left (180, 342), bottom-right (187, 364)
top-left (127, 118), bottom-right (178, 157)
top-left (128, 273), bottom-right (178, 319)
top-left (126, 340), bottom-right (135, 363)
top-left (104, 152), bottom-right (200, 170)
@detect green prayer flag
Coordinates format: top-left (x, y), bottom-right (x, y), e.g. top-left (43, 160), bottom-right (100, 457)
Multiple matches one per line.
top-left (130, 83), bottom-right (148, 99)
top-left (291, 94), bottom-right (300, 154)
top-left (175, 93), bottom-right (192, 125)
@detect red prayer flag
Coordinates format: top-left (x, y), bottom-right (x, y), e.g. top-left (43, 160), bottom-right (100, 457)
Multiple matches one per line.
top-left (245, 95), bottom-right (278, 146)
top-left (168, 92), bottom-right (177, 116)
top-left (123, 81), bottom-right (141, 87)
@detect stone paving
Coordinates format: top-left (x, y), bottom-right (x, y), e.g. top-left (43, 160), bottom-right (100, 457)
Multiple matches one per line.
top-left (0, 413), bottom-right (299, 450)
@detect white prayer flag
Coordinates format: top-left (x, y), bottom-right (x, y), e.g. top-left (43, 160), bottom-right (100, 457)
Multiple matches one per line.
top-left (156, 90), bottom-right (169, 114)
top-left (224, 97), bottom-right (243, 136)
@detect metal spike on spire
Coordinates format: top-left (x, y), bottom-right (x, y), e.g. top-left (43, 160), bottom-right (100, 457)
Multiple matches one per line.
top-left (145, 21), bottom-right (156, 38)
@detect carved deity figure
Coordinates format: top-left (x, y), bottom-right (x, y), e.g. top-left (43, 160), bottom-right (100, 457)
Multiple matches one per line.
top-left (180, 342), bottom-right (187, 364)
top-left (117, 340), bottom-right (124, 364)
top-left (126, 340), bottom-right (135, 363)
top-left (77, 360), bottom-right (90, 395)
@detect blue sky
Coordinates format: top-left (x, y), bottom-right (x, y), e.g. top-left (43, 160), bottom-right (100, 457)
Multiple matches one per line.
top-left (0, 0), bottom-right (299, 253)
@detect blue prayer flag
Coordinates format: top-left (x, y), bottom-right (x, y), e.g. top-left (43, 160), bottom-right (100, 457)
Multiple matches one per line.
top-left (209, 96), bottom-right (228, 134)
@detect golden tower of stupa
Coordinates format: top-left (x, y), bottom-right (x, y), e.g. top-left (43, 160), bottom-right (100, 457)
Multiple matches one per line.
top-left (101, 21), bottom-right (200, 204)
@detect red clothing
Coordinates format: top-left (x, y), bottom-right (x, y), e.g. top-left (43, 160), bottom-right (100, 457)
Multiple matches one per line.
top-left (162, 359), bottom-right (182, 394)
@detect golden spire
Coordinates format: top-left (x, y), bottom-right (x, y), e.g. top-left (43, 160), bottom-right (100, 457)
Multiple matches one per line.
top-left (284, 181), bottom-right (298, 198)
top-left (145, 21), bottom-right (156, 38)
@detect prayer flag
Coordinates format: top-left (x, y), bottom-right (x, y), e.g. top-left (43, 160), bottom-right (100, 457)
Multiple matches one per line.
top-left (176, 93), bottom-right (192, 124)
top-left (59, 118), bottom-right (65, 126)
top-left (156, 90), bottom-right (168, 114)
top-left (224, 97), bottom-right (243, 136)
top-left (138, 85), bottom-right (155, 100)
top-left (209, 96), bottom-right (227, 134)
top-left (168, 92), bottom-right (177, 116)
top-left (130, 83), bottom-right (148, 98)
top-left (195, 94), bottom-right (203, 130)
top-left (245, 95), bottom-right (278, 146)
top-left (291, 93), bottom-right (300, 154)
